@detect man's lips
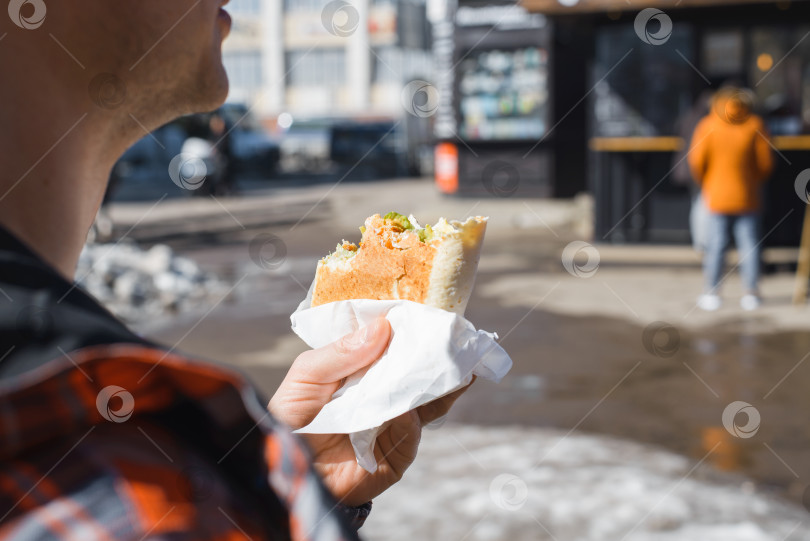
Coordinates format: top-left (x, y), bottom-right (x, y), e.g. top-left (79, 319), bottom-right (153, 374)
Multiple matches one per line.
top-left (218, 7), bottom-right (232, 33)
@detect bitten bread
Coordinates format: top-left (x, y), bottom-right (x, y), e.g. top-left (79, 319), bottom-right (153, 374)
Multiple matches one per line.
top-left (311, 212), bottom-right (487, 315)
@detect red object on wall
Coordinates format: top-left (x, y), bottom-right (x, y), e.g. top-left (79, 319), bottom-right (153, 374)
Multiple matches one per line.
top-left (435, 143), bottom-right (459, 194)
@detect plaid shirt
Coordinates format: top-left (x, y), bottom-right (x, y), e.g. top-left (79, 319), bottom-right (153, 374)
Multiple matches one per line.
top-left (0, 228), bottom-right (365, 540)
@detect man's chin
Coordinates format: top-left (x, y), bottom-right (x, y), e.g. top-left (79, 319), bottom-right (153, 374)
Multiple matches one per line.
top-left (209, 62), bottom-right (230, 107)
top-left (184, 68), bottom-right (229, 115)
top-left (206, 74), bottom-right (230, 111)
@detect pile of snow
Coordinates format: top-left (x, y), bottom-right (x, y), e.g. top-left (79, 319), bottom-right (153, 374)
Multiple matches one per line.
top-left (364, 425), bottom-right (810, 541)
top-left (76, 241), bottom-right (226, 322)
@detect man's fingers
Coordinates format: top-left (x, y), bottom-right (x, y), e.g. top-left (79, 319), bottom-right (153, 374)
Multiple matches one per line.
top-left (416, 377), bottom-right (475, 426)
top-left (289, 317), bottom-right (392, 385)
top-left (377, 410), bottom-right (421, 482)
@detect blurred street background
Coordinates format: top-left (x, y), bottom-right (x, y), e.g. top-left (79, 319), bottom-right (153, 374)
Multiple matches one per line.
top-left (84, 0), bottom-right (810, 539)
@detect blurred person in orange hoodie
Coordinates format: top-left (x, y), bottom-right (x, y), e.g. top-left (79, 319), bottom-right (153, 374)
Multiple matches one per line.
top-left (688, 86), bottom-right (774, 311)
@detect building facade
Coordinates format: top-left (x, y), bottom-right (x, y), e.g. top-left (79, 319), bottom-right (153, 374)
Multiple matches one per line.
top-left (222, 0), bottom-right (433, 120)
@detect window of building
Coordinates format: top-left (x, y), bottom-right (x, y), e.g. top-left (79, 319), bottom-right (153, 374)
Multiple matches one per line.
top-left (228, 0), bottom-right (261, 15)
top-left (372, 47), bottom-right (399, 84)
top-left (286, 49), bottom-right (346, 87)
top-left (283, 0), bottom-right (333, 13)
top-left (458, 46), bottom-right (549, 141)
top-left (223, 51), bottom-right (263, 99)
top-left (749, 26), bottom-right (810, 134)
top-left (372, 47), bottom-right (433, 84)
top-left (702, 30), bottom-right (745, 78)
top-left (592, 24), bottom-right (694, 137)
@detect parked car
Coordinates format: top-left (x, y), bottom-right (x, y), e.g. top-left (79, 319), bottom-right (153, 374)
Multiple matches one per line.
top-left (109, 103), bottom-right (280, 201)
top-left (110, 123), bottom-right (187, 201)
top-left (279, 118), bottom-right (335, 174)
top-left (215, 103), bottom-right (280, 180)
top-left (329, 120), bottom-right (409, 180)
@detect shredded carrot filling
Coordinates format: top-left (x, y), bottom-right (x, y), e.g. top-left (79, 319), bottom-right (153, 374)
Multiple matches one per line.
top-left (363, 215), bottom-right (422, 250)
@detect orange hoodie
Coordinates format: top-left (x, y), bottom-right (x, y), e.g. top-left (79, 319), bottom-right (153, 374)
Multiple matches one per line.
top-left (688, 96), bottom-right (773, 214)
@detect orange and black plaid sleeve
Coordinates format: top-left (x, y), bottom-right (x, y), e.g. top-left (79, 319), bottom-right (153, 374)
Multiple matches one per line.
top-left (0, 345), bottom-right (362, 541)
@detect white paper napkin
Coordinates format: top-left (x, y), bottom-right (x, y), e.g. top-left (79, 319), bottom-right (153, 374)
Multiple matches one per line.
top-left (290, 296), bottom-right (512, 473)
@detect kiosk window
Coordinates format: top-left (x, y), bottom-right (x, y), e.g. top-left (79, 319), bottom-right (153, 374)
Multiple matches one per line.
top-left (702, 30), bottom-right (744, 78)
top-left (592, 24), bottom-right (694, 137)
top-left (749, 26), bottom-right (810, 134)
top-left (458, 46), bottom-right (549, 141)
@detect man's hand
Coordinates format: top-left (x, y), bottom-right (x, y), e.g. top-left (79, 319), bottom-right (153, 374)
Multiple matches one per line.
top-left (269, 317), bottom-right (472, 506)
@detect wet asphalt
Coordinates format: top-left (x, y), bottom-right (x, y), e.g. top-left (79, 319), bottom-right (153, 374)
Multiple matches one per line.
top-left (135, 194), bottom-right (810, 510)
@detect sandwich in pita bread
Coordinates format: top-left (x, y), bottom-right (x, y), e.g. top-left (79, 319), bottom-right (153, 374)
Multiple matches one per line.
top-left (311, 212), bottom-right (487, 315)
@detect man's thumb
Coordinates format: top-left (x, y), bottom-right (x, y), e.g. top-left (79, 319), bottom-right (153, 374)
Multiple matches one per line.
top-left (294, 317), bottom-right (391, 385)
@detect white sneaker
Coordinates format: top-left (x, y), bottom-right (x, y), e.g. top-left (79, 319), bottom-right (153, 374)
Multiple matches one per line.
top-left (740, 294), bottom-right (761, 311)
top-left (697, 294), bottom-right (722, 312)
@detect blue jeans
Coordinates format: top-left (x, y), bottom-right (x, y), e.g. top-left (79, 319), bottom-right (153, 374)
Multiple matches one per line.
top-left (690, 192), bottom-right (709, 252)
top-left (704, 212), bottom-right (761, 293)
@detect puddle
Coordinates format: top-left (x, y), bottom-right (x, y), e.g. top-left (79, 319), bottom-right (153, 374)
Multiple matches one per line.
top-left (455, 287), bottom-right (810, 506)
